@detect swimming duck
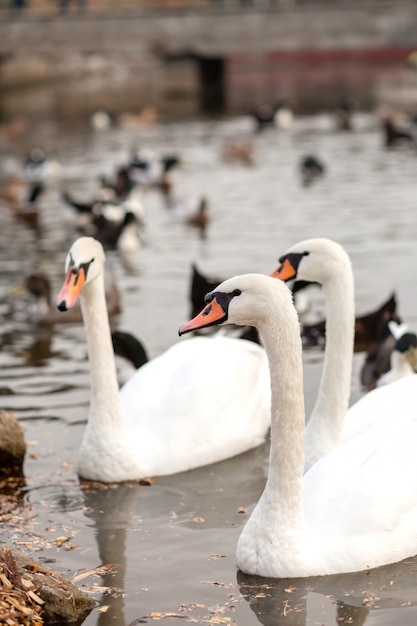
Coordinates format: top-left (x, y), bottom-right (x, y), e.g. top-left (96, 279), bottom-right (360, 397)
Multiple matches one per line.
top-left (251, 101), bottom-right (293, 132)
top-left (381, 111), bottom-right (415, 148)
top-left (189, 263), bottom-right (223, 319)
top-left (117, 106), bottom-right (158, 129)
top-left (361, 321), bottom-right (417, 390)
top-left (126, 151), bottom-right (182, 199)
top-left (25, 148), bottom-right (62, 183)
top-left (377, 326), bottom-right (417, 387)
top-left (111, 330), bottom-right (149, 386)
top-left (90, 110), bottom-right (116, 130)
top-left (221, 139), bottom-right (257, 166)
top-left (0, 175), bottom-right (44, 230)
top-left (300, 291), bottom-right (400, 352)
top-left (335, 98), bottom-right (354, 131)
top-left (299, 155), bottom-right (326, 187)
top-left (169, 194), bottom-right (211, 239)
top-left (0, 116), bottom-right (28, 143)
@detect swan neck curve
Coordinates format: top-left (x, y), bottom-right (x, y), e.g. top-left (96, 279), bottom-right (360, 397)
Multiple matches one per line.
top-left (80, 274), bottom-right (124, 430)
top-left (236, 290), bottom-right (307, 576)
top-left (305, 260), bottom-right (354, 469)
top-left (258, 305), bottom-right (306, 525)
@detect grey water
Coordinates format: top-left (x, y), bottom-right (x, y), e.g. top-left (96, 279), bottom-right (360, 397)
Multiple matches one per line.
top-left (1, 107), bottom-right (417, 626)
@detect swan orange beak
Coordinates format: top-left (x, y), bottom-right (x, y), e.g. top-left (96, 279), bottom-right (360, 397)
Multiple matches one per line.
top-left (179, 298), bottom-right (226, 335)
top-left (270, 258), bottom-right (297, 281)
top-left (56, 267), bottom-right (86, 311)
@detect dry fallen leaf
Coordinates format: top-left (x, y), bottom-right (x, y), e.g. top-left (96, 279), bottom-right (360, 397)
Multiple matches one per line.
top-left (54, 536), bottom-right (72, 547)
top-left (138, 477), bottom-right (154, 486)
top-left (26, 589), bottom-right (45, 605)
top-left (282, 599), bottom-right (290, 616)
top-left (72, 563), bottom-right (118, 584)
top-left (179, 603), bottom-right (205, 611)
top-left (147, 611), bottom-right (189, 620)
top-left (0, 548), bottom-right (44, 625)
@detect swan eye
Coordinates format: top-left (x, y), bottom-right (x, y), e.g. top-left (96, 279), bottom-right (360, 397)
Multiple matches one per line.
top-left (68, 259), bottom-right (94, 286)
top-left (67, 253), bottom-right (75, 272)
top-left (232, 289), bottom-right (242, 297)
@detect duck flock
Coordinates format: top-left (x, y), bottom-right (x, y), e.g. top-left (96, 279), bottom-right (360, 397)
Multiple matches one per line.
top-left (1, 100), bottom-right (417, 593)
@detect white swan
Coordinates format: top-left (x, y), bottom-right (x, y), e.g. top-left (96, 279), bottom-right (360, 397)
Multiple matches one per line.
top-left (271, 238), bottom-right (354, 469)
top-left (272, 237), bottom-right (417, 456)
top-left (56, 236), bottom-right (270, 483)
top-left (179, 273), bottom-right (417, 577)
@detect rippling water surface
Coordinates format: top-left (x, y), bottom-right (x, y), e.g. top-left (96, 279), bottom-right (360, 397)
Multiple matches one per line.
top-left (1, 111), bottom-right (417, 626)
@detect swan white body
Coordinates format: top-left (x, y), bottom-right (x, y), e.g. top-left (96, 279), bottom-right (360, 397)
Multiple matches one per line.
top-left (56, 237), bottom-right (270, 483)
top-left (342, 372), bottom-right (417, 440)
top-left (180, 273), bottom-right (417, 577)
top-left (119, 335), bottom-right (270, 476)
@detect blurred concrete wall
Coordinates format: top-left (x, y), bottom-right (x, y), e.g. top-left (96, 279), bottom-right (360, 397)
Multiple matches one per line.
top-left (1, 3), bottom-right (417, 112)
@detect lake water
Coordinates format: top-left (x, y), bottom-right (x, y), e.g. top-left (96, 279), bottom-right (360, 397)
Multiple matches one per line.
top-left (1, 109), bottom-right (417, 626)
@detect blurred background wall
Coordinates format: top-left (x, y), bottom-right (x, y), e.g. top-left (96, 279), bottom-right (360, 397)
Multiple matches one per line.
top-left (1, 1), bottom-right (417, 121)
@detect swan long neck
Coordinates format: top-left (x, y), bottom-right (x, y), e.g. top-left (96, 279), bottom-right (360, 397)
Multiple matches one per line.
top-left (305, 264), bottom-right (354, 468)
top-left (257, 301), bottom-right (306, 528)
top-left (80, 274), bottom-right (125, 432)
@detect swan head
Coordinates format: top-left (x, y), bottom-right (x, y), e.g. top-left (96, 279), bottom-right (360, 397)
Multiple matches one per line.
top-left (179, 273), bottom-right (292, 335)
top-left (56, 237), bottom-right (105, 311)
top-left (271, 237), bottom-right (350, 285)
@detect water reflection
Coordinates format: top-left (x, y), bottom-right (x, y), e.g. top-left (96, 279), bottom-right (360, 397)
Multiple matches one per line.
top-left (82, 481), bottom-right (141, 626)
top-left (238, 556), bottom-right (417, 626)
top-left (16, 327), bottom-right (55, 366)
top-left (78, 443), bottom-right (270, 625)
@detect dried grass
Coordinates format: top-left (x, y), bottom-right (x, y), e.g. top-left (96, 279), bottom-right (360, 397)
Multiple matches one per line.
top-left (0, 548), bottom-right (44, 626)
